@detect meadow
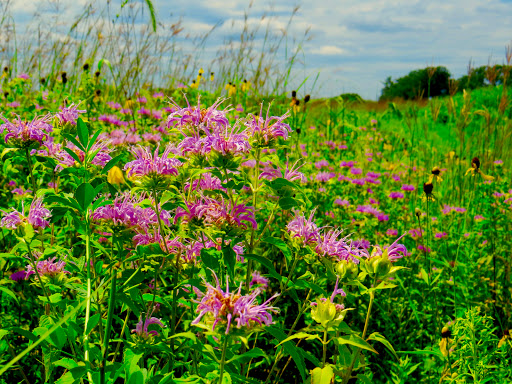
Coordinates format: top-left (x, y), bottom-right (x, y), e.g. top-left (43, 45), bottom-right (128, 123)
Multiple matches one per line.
top-left (0, 2), bottom-right (512, 384)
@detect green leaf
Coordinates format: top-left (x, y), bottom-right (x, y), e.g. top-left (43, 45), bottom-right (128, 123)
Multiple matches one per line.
top-left (311, 365), bottom-right (334, 384)
top-left (276, 332), bottom-right (322, 346)
top-left (55, 366), bottom-right (87, 384)
top-left (420, 268), bottom-right (429, 285)
top-left (144, 0), bottom-right (157, 32)
top-left (278, 197), bottom-right (298, 210)
top-left (102, 154), bottom-right (124, 174)
top-left (228, 347), bottom-right (268, 364)
top-left (63, 147), bottom-right (83, 165)
top-left (61, 133), bottom-right (86, 152)
top-left (262, 237), bottom-right (292, 264)
top-left (266, 326), bottom-right (307, 382)
top-left (77, 118), bottom-right (89, 148)
top-left (337, 334), bottom-right (378, 354)
top-left (87, 129), bottom-right (102, 151)
top-left (368, 332), bottom-right (399, 360)
top-left (222, 246), bottom-right (236, 277)
top-left (200, 248), bottom-right (222, 272)
top-left (75, 183), bottom-right (96, 211)
top-left (85, 313), bottom-right (101, 335)
top-left (244, 254), bottom-right (282, 282)
top-left (0, 286), bottom-right (19, 305)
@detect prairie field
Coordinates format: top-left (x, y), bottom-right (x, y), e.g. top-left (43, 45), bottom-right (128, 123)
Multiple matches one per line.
top-left (0, 1), bottom-right (511, 383)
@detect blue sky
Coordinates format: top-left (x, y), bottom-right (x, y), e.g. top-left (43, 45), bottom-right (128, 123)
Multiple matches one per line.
top-left (7, 0), bottom-right (512, 99)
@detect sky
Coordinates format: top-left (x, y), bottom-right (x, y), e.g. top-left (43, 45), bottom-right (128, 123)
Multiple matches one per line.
top-left (6, 0), bottom-right (512, 100)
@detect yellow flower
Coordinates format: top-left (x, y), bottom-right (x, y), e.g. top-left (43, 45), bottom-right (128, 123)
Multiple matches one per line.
top-left (107, 166), bottom-right (125, 185)
top-left (210, 72), bottom-right (214, 81)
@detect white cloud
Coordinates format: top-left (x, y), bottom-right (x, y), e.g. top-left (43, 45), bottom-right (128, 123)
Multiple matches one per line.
top-left (311, 45), bottom-right (345, 55)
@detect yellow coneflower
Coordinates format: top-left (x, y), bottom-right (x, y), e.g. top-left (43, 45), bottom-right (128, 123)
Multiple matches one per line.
top-left (225, 82), bottom-right (231, 91)
top-left (198, 68), bottom-right (204, 76)
top-left (292, 98), bottom-right (300, 113)
top-left (498, 329), bottom-right (510, 348)
top-left (210, 72), bottom-right (214, 82)
top-left (241, 79), bottom-right (251, 92)
top-left (190, 79), bottom-right (198, 89)
top-left (228, 83), bottom-right (236, 97)
top-left (124, 98), bottom-right (134, 109)
top-left (428, 166), bottom-right (443, 183)
top-left (465, 157), bottom-right (494, 181)
top-left (107, 166), bottom-right (125, 185)
top-left (439, 326), bottom-right (453, 357)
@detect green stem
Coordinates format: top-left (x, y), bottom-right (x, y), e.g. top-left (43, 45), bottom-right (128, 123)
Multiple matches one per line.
top-left (218, 335), bottom-right (229, 384)
top-left (343, 284), bottom-right (376, 384)
top-left (25, 241), bottom-right (52, 314)
top-left (25, 148), bottom-right (37, 194)
top-left (83, 216), bottom-right (93, 383)
top-left (100, 270), bottom-right (116, 384)
top-left (322, 329), bottom-right (328, 367)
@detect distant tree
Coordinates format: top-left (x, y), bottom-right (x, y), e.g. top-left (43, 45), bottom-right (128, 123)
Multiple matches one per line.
top-left (380, 66), bottom-right (451, 101)
top-left (456, 65), bottom-right (511, 92)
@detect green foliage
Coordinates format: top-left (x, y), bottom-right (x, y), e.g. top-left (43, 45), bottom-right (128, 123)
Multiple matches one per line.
top-left (380, 66), bottom-right (451, 100)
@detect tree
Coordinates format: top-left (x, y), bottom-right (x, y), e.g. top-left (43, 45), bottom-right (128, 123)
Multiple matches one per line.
top-left (380, 66), bottom-right (451, 101)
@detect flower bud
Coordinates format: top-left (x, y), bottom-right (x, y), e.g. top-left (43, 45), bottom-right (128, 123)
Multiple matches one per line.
top-left (336, 260), bottom-right (358, 281)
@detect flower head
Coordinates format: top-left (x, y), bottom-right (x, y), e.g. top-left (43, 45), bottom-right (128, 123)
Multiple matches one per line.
top-left (192, 271), bottom-right (279, 334)
top-left (55, 102), bottom-right (86, 125)
top-left (131, 315), bottom-right (165, 339)
top-left (245, 103), bottom-right (292, 145)
top-left (0, 114), bottom-right (53, 148)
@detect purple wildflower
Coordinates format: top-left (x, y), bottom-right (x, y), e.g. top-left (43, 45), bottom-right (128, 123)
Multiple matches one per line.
top-left (10, 270), bottom-right (28, 282)
top-left (286, 209), bottom-right (322, 245)
top-left (401, 184), bottom-right (416, 191)
top-left (249, 271), bottom-right (269, 290)
top-left (245, 103), bottom-right (292, 145)
top-left (0, 114), bottom-right (53, 147)
top-left (124, 144), bottom-right (181, 179)
top-left (192, 271), bottom-right (279, 334)
top-left (26, 256), bottom-right (69, 279)
top-left (334, 198), bottom-right (350, 206)
top-left (1, 198), bottom-right (51, 230)
top-left (259, 160), bottom-right (307, 183)
top-left (55, 102), bottom-right (86, 125)
top-left (132, 315), bottom-right (164, 338)
top-left (175, 197), bottom-right (257, 230)
top-left (389, 192), bottom-right (404, 199)
top-left (371, 234), bottom-right (407, 261)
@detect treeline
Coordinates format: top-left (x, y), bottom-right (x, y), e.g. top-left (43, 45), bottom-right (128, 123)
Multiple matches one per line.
top-left (379, 64), bottom-right (511, 101)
